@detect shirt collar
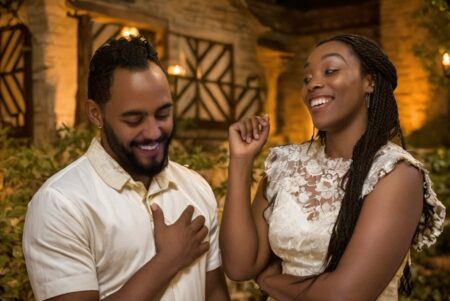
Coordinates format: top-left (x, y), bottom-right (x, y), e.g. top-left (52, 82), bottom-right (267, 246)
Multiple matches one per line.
top-left (86, 138), bottom-right (176, 196)
top-left (86, 138), bottom-right (130, 191)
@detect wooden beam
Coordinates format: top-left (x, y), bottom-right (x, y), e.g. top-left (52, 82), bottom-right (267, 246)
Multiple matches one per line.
top-left (247, 0), bottom-right (379, 35)
top-left (66, 0), bottom-right (168, 33)
top-left (75, 14), bottom-right (92, 125)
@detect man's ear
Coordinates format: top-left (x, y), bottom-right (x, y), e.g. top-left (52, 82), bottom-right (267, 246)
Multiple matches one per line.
top-left (86, 99), bottom-right (103, 129)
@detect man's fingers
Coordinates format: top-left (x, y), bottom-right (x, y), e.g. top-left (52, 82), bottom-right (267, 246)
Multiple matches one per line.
top-left (197, 241), bottom-right (210, 256)
top-left (195, 225), bottom-right (209, 242)
top-left (190, 215), bottom-right (206, 231)
top-left (178, 205), bottom-right (195, 225)
top-left (151, 203), bottom-right (165, 228)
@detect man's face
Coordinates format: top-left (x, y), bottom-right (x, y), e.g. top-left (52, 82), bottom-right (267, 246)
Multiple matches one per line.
top-left (99, 63), bottom-right (174, 179)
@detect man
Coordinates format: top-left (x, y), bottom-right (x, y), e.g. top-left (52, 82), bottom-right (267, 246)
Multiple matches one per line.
top-left (22, 36), bottom-right (230, 301)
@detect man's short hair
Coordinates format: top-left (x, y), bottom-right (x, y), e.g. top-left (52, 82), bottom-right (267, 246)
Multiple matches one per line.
top-left (88, 36), bottom-right (164, 105)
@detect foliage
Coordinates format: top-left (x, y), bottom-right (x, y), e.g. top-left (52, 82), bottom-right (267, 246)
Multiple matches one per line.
top-left (406, 115), bottom-right (450, 148)
top-left (413, 0), bottom-right (450, 86)
top-left (0, 125), bottom-right (267, 300)
top-left (401, 146), bottom-right (450, 301)
top-left (2, 124), bottom-right (448, 300)
top-left (170, 137), bottom-right (267, 301)
top-left (0, 125), bottom-right (94, 300)
top-left (401, 232), bottom-right (450, 301)
top-left (413, 147), bottom-right (450, 209)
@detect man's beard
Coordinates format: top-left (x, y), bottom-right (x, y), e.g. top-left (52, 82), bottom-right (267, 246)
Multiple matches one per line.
top-left (103, 121), bottom-right (173, 178)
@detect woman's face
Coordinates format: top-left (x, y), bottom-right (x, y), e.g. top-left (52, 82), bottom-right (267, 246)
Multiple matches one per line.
top-left (301, 41), bottom-right (373, 134)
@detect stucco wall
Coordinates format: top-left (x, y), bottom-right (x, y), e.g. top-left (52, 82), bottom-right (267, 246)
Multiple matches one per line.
top-left (19, 0), bottom-right (77, 145)
top-left (380, 0), bottom-right (448, 136)
top-left (8, 0), bottom-right (263, 144)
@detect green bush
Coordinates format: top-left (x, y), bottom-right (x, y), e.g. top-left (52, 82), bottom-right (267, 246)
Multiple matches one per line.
top-left (1, 125), bottom-right (448, 300)
top-left (0, 125), bottom-right (94, 300)
top-left (401, 147), bottom-right (450, 301)
top-left (413, 147), bottom-right (450, 211)
top-left (0, 125), bottom-right (264, 300)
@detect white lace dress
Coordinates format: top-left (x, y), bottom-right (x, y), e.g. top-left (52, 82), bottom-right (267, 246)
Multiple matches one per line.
top-left (264, 141), bottom-right (446, 300)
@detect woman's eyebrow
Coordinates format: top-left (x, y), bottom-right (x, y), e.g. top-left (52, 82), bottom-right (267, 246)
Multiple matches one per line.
top-left (304, 52), bottom-right (348, 69)
top-left (321, 52), bottom-right (348, 65)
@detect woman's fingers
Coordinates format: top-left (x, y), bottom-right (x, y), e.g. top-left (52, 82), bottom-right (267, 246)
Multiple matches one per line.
top-left (230, 114), bottom-right (270, 145)
top-left (238, 115), bottom-right (269, 143)
top-left (251, 117), bottom-right (260, 139)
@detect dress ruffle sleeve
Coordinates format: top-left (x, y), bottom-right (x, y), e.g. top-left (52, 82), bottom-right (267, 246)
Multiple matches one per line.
top-left (361, 143), bottom-right (446, 251)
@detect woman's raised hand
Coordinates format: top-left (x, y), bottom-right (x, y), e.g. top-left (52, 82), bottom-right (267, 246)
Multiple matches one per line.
top-left (228, 114), bottom-right (270, 160)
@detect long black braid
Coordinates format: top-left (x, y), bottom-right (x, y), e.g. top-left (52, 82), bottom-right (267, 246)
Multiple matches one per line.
top-left (313, 34), bottom-right (413, 295)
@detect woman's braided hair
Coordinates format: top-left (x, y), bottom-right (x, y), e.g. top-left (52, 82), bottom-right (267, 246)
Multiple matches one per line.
top-left (314, 34), bottom-right (412, 294)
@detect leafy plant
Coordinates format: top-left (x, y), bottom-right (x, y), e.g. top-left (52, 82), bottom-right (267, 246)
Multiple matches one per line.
top-left (413, 147), bottom-right (450, 209)
top-left (413, 0), bottom-right (450, 86)
top-left (3, 123), bottom-right (447, 301)
top-left (400, 147), bottom-right (450, 301)
top-left (0, 125), bottom-right (91, 300)
top-left (0, 125), bottom-right (267, 300)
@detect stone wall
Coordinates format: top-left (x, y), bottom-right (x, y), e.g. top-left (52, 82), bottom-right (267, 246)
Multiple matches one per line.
top-left (1, 0), bottom-right (445, 144)
top-left (380, 0), bottom-right (440, 135)
top-left (18, 0), bottom-right (78, 145)
top-left (3, 0), bottom-right (264, 144)
top-left (134, 0), bottom-right (263, 85)
top-left (260, 0), bottom-right (447, 143)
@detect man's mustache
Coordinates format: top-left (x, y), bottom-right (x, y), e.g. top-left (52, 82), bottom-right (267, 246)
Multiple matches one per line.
top-left (130, 135), bottom-right (170, 147)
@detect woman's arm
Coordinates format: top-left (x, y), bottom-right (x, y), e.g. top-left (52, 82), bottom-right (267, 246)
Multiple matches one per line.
top-left (220, 115), bottom-right (273, 281)
top-left (257, 163), bottom-right (423, 301)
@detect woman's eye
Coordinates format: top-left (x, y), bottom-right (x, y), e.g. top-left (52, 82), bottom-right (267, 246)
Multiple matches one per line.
top-left (303, 76), bottom-right (311, 84)
top-left (325, 69), bottom-right (338, 75)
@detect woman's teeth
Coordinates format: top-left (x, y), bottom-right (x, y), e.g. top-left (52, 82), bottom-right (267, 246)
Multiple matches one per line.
top-left (311, 97), bottom-right (331, 108)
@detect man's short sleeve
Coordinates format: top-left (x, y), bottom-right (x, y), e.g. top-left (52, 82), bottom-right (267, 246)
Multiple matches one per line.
top-left (22, 187), bottom-right (98, 301)
top-left (204, 187), bottom-right (221, 272)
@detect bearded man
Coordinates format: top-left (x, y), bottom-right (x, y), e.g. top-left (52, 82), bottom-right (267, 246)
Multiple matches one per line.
top-left (22, 36), bottom-right (230, 301)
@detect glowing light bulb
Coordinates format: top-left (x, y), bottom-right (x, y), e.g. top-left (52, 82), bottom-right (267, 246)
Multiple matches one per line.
top-left (443, 52), bottom-right (450, 67)
top-left (119, 27), bottom-right (140, 38)
top-left (167, 64), bottom-right (186, 76)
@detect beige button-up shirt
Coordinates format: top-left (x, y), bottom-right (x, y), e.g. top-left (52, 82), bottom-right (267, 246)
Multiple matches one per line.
top-left (23, 138), bottom-right (221, 301)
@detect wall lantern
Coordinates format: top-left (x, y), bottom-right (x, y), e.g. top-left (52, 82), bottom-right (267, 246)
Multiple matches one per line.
top-left (167, 64), bottom-right (186, 76)
top-left (442, 52), bottom-right (450, 77)
top-left (119, 26), bottom-right (140, 39)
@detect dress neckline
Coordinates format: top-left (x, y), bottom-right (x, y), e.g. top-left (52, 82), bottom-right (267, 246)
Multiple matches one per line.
top-left (313, 141), bottom-right (352, 170)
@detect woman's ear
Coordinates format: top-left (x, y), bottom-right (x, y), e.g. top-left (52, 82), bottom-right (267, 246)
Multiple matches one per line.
top-left (364, 74), bottom-right (375, 94)
top-left (86, 99), bottom-right (103, 129)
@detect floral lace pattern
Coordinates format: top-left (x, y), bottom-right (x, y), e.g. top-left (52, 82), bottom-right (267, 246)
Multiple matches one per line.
top-left (265, 141), bottom-right (351, 222)
top-left (264, 140), bottom-right (446, 300)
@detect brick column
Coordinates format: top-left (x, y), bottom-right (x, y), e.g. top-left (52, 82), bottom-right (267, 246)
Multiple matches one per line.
top-left (380, 0), bottom-right (432, 135)
top-left (256, 46), bottom-right (293, 134)
top-left (21, 0), bottom-right (77, 146)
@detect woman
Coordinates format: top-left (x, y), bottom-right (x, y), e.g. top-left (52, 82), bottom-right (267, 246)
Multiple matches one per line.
top-left (219, 34), bottom-right (446, 301)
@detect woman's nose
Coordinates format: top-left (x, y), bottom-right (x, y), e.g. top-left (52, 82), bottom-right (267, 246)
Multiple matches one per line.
top-left (306, 78), bottom-right (324, 91)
